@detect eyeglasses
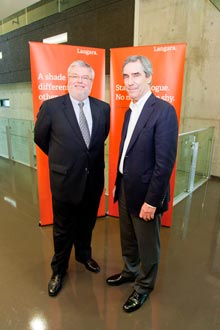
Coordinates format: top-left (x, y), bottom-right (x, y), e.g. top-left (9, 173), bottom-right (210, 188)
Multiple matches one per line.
top-left (68, 74), bottom-right (92, 82)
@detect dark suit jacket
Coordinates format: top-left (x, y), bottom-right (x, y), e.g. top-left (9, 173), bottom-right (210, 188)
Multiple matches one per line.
top-left (114, 93), bottom-right (178, 216)
top-left (34, 94), bottom-right (110, 205)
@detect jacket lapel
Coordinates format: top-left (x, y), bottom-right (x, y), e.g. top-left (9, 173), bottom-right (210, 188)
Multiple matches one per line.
top-left (126, 93), bottom-right (156, 153)
top-left (119, 110), bottom-right (131, 156)
top-left (89, 97), bottom-right (100, 147)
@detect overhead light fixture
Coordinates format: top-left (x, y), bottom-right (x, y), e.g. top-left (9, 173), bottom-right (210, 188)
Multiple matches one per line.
top-left (43, 32), bottom-right (68, 44)
top-left (0, 52), bottom-right (2, 59)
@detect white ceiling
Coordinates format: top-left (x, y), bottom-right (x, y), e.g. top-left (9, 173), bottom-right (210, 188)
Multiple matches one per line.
top-left (0, 0), bottom-right (40, 20)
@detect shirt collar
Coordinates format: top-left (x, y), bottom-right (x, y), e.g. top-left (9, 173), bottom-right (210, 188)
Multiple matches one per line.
top-left (129, 91), bottom-right (152, 112)
top-left (69, 95), bottom-right (89, 107)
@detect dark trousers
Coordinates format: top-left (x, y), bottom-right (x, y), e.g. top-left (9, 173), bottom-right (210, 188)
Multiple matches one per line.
top-left (51, 193), bottom-right (100, 275)
top-left (118, 179), bottom-right (161, 294)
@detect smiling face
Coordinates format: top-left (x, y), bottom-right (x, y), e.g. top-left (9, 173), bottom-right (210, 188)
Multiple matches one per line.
top-left (67, 65), bottom-right (94, 101)
top-left (122, 60), bottom-right (152, 102)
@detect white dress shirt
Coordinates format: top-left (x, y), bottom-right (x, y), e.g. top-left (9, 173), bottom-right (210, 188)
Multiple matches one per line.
top-left (119, 91), bottom-right (152, 174)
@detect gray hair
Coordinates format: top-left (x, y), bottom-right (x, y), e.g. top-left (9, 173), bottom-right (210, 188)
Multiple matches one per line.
top-left (122, 55), bottom-right (153, 77)
top-left (67, 60), bottom-right (95, 80)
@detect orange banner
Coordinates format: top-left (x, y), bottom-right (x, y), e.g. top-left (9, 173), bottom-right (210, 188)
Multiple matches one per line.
top-left (30, 42), bottom-right (106, 225)
top-left (108, 44), bottom-right (186, 226)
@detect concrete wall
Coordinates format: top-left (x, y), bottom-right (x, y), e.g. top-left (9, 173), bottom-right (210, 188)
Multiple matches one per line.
top-left (0, 83), bottom-right (33, 120)
top-left (135, 0), bottom-right (220, 176)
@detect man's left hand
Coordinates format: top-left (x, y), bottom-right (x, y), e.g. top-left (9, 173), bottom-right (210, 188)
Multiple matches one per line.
top-left (139, 202), bottom-right (156, 221)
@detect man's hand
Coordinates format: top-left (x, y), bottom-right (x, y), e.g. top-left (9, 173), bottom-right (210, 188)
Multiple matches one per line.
top-left (139, 202), bottom-right (156, 221)
top-left (112, 186), bottom-right (116, 199)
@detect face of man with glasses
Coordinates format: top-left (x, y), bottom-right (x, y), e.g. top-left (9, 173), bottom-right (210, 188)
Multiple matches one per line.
top-left (68, 64), bottom-right (94, 101)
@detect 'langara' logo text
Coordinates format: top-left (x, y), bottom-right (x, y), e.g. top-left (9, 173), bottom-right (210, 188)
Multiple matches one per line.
top-left (77, 48), bottom-right (97, 55)
top-left (154, 46), bottom-right (176, 52)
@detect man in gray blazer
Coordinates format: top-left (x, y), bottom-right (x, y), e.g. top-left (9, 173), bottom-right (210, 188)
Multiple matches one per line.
top-left (34, 60), bottom-right (110, 297)
top-left (106, 55), bottom-right (178, 312)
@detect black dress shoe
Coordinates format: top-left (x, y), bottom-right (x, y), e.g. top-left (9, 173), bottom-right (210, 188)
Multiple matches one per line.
top-left (106, 273), bottom-right (136, 286)
top-left (48, 274), bottom-right (63, 297)
top-left (84, 259), bottom-right (101, 273)
top-left (123, 290), bottom-right (149, 313)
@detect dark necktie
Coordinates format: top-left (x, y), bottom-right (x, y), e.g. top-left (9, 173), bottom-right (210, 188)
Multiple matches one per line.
top-left (78, 102), bottom-right (90, 147)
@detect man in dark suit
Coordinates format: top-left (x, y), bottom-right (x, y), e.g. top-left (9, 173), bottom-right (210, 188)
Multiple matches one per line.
top-left (106, 55), bottom-right (178, 312)
top-left (34, 60), bottom-right (110, 297)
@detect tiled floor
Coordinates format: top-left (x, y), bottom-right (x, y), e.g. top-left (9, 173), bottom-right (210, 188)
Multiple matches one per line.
top-left (0, 157), bottom-right (220, 330)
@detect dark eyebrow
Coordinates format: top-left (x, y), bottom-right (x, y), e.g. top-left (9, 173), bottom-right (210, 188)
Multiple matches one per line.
top-left (123, 72), bottom-right (141, 78)
top-left (132, 72), bottom-right (141, 76)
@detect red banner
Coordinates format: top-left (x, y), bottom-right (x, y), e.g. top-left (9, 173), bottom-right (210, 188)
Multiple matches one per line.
top-left (30, 42), bottom-right (106, 225)
top-left (108, 44), bottom-right (186, 226)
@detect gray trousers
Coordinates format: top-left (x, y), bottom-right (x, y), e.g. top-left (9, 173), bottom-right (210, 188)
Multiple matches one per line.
top-left (118, 179), bottom-right (161, 294)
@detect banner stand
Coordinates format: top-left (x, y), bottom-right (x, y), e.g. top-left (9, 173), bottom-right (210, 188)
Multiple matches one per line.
top-left (30, 42), bottom-right (106, 226)
top-left (108, 44), bottom-right (186, 226)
